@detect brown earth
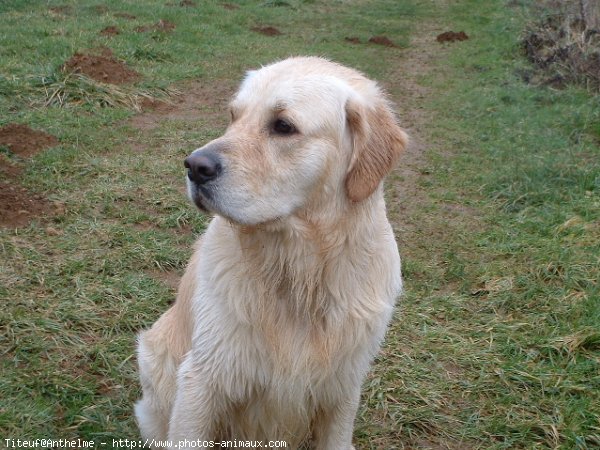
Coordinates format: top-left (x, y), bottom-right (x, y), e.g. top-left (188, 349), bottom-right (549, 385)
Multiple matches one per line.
top-left (222, 3), bottom-right (240, 10)
top-left (0, 155), bottom-right (21, 177)
top-left (0, 125), bottom-right (63, 228)
top-left (179, 0), bottom-right (196, 6)
top-left (128, 80), bottom-right (235, 131)
top-left (369, 35), bottom-right (398, 47)
top-left (0, 165), bottom-right (56, 229)
top-left (345, 37), bottom-right (361, 44)
top-left (0, 182), bottom-right (58, 228)
top-left (436, 31), bottom-right (469, 43)
top-left (135, 19), bottom-right (176, 33)
top-left (0, 123), bottom-right (59, 158)
top-left (251, 26), bottom-right (282, 36)
top-left (100, 26), bottom-right (120, 36)
top-left (63, 48), bottom-right (140, 84)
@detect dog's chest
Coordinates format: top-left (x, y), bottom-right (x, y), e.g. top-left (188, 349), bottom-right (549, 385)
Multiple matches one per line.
top-left (224, 326), bottom-right (349, 445)
top-left (191, 310), bottom-right (344, 443)
top-left (193, 223), bottom-right (398, 440)
top-left (198, 234), bottom-right (393, 380)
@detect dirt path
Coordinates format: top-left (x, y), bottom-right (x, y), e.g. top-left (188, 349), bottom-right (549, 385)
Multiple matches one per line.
top-left (377, 15), bottom-right (483, 450)
top-left (384, 18), bottom-right (452, 248)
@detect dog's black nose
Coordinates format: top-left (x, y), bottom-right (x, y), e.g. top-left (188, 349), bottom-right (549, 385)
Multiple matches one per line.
top-left (184, 152), bottom-right (222, 184)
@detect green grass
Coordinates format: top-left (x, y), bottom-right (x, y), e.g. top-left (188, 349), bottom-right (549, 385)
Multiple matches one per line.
top-left (1, 0), bottom-right (599, 449)
top-left (366, 1), bottom-right (599, 448)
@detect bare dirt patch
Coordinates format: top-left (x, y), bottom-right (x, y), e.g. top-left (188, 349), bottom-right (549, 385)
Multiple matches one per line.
top-left (222, 3), bottom-right (240, 10)
top-left (179, 0), bottom-right (196, 6)
top-left (368, 35), bottom-right (398, 47)
top-left (100, 26), bottom-right (120, 37)
top-left (251, 26), bottom-right (282, 36)
top-left (0, 124), bottom-right (59, 158)
top-left (436, 31), bottom-right (469, 43)
top-left (63, 48), bottom-right (141, 85)
top-left (0, 155), bottom-right (21, 178)
top-left (135, 19), bottom-right (176, 33)
top-left (0, 182), bottom-right (56, 228)
top-left (139, 98), bottom-right (172, 113)
top-left (128, 80), bottom-right (235, 131)
top-left (0, 125), bottom-right (61, 228)
top-left (380, 16), bottom-right (483, 450)
top-left (345, 36), bottom-right (361, 44)
top-left (382, 11), bottom-right (479, 250)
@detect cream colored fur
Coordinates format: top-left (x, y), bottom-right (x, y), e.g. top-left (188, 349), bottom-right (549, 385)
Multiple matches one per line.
top-left (135, 57), bottom-right (408, 449)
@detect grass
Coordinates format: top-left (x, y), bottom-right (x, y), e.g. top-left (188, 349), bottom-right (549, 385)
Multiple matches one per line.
top-left (367, 1), bottom-right (599, 448)
top-left (1, 0), bottom-right (599, 449)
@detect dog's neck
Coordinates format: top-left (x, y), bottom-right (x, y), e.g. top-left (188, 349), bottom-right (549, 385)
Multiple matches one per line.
top-left (228, 191), bottom-right (390, 320)
top-left (236, 190), bottom-right (385, 251)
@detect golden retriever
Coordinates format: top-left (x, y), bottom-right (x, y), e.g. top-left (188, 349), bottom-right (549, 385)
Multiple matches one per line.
top-left (135, 57), bottom-right (408, 449)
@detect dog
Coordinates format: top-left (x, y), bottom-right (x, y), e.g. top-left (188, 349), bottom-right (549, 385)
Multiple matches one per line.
top-left (135, 56), bottom-right (408, 449)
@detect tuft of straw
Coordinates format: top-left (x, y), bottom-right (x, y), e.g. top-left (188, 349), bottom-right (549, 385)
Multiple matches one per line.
top-left (27, 71), bottom-right (180, 111)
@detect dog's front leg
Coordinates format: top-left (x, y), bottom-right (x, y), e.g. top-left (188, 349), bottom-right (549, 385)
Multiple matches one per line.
top-left (313, 385), bottom-right (360, 450)
top-left (167, 354), bottom-right (223, 449)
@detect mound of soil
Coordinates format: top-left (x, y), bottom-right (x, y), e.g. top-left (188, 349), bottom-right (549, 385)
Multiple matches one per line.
top-left (0, 124), bottom-right (61, 227)
top-left (100, 26), bottom-right (120, 36)
top-left (368, 36), bottom-right (398, 47)
top-left (251, 26), bottom-right (282, 36)
top-left (63, 48), bottom-right (140, 85)
top-left (436, 31), bottom-right (469, 43)
top-left (135, 19), bottom-right (176, 33)
top-left (0, 182), bottom-right (57, 228)
top-left (0, 154), bottom-right (63, 228)
top-left (0, 124), bottom-right (59, 158)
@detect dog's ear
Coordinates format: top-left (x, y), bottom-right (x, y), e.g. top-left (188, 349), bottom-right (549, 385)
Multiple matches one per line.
top-left (345, 97), bottom-right (408, 202)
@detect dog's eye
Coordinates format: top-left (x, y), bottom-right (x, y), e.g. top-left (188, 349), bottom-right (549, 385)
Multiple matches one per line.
top-left (272, 119), bottom-right (296, 135)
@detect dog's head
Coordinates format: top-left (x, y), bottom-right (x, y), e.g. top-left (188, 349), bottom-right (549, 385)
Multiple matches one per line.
top-left (185, 57), bottom-right (407, 226)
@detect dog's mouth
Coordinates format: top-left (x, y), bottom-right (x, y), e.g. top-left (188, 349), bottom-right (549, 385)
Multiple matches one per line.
top-left (191, 194), bottom-right (209, 212)
top-left (192, 188), bottom-right (215, 213)
top-left (186, 178), bottom-right (216, 214)
top-left (186, 177), bottom-right (288, 228)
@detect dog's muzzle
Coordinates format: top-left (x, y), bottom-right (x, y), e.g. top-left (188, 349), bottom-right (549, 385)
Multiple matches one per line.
top-left (184, 145), bottom-right (225, 212)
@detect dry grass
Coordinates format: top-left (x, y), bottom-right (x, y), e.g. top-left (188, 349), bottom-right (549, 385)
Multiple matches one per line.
top-left (31, 71), bottom-right (180, 111)
top-left (1, 0), bottom-right (598, 448)
top-left (522, 1), bottom-right (600, 91)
